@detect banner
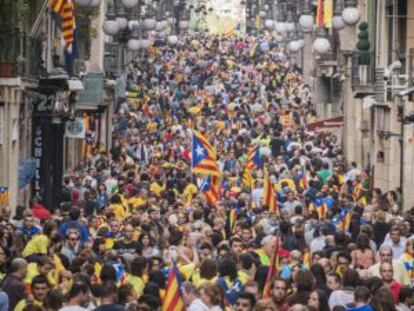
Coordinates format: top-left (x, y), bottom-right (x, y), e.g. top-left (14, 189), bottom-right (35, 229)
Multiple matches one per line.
top-left (65, 118), bottom-right (86, 139)
top-left (0, 187), bottom-right (9, 206)
top-left (324, 0), bottom-right (333, 28)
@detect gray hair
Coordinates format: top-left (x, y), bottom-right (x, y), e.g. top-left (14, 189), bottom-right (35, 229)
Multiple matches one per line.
top-left (181, 282), bottom-right (199, 296)
top-left (9, 258), bottom-right (27, 273)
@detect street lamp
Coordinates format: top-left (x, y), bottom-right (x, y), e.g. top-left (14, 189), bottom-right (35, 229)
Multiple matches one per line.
top-left (342, 0), bottom-right (360, 26)
top-left (332, 0), bottom-right (346, 30)
top-left (313, 27), bottom-right (331, 54)
top-left (116, 5), bottom-right (128, 31)
top-left (103, 4), bottom-right (120, 36)
top-left (120, 0), bottom-right (139, 9)
top-left (298, 0), bottom-right (314, 33)
top-left (74, 0), bottom-right (102, 7)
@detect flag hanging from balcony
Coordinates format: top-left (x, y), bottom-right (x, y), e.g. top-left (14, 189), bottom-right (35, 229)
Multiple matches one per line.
top-left (316, 0), bottom-right (324, 28)
top-left (49, 0), bottom-right (78, 76)
top-left (48, 0), bottom-right (75, 52)
top-left (324, 0), bottom-right (333, 28)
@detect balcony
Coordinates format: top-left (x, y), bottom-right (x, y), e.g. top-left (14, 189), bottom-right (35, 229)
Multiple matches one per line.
top-left (0, 30), bottom-right (43, 79)
top-left (104, 42), bottom-right (122, 77)
top-left (351, 51), bottom-right (375, 87)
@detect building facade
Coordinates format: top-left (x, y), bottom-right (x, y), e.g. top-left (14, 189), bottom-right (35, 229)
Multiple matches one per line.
top-left (0, 0), bottom-right (114, 213)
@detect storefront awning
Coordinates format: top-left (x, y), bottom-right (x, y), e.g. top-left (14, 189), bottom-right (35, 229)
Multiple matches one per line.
top-left (307, 116), bottom-right (344, 131)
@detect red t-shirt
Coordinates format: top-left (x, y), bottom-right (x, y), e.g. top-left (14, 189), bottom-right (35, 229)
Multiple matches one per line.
top-left (389, 280), bottom-right (401, 304)
top-left (31, 203), bottom-right (51, 220)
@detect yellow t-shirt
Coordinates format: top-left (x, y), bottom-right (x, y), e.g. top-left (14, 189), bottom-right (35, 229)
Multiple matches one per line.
top-left (183, 183), bottom-right (197, 198)
top-left (128, 196), bottom-right (146, 210)
top-left (22, 234), bottom-right (49, 258)
top-left (125, 274), bottom-right (146, 298)
top-left (24, 263), bottom-right (57, 288)
top-left (150, 182), bottom-right (166, 196)
top-left (110, 204), bottom-right (126, 221)
top-left (191, 271), bottom-right (217, 288)
top-left (179, 263), bottom-right (196, 281)
top-left (14, 299), bottom-right (43, 311)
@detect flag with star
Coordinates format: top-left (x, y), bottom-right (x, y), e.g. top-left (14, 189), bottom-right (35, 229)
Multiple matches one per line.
top-left (200, 175), bottom-right (220, 206)
top-left (191, 130), bottom-right (221, 177)
top-left (246, 145), bottom-right (262, 170)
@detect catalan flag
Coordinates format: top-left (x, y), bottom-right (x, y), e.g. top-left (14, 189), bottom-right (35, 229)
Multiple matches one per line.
top-left (229, 207), bottom-right (239, 232)
top-left (246, 145), bottom-right (262, 170)
top-left (162, 262), bottom-right (184, 311)
top-left (336, 209), bottom-right (351, 232)
top-left (249, 43), bottom-right (258, 58)
top-left (262, 235), bottom-right (280, 299)
top-left (200, 175), bottom-right (220, 207)
top-left (263, 168), bottom-right (278, 215)
top-left (0, 187), bottom-right (9, 206)
top-left (48, 0), bottom-right (75, 51)
top-left (309, 199), bottom-right (328, 219)
top-left (242, 166), bottom-right (253, 189)
top-left (191, 130), bottom-right (221, 177)
top-left (299, 172), bottom-right (308, 190)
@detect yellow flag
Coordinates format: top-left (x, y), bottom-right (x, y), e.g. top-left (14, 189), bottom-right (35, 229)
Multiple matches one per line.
top-left (324, 0), bottom-right (333, 28)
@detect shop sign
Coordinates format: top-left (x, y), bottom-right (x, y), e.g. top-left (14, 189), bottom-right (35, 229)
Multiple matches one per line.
top-left (65, 118), bottom-right (86, 139)
top-left (33, 125), bottom-right (42, 198)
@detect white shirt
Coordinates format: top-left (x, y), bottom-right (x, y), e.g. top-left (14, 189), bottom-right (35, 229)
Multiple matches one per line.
top-left (381, 239), bottom-right (406, 260)
top-left (187, 299), bottom-right (209, 311)
top-left (251, 188), bottom-right (264, 208)
top-left (310, 236), bottom-right (326, 253)
top-left (59, 306), bottom-right (88, 311)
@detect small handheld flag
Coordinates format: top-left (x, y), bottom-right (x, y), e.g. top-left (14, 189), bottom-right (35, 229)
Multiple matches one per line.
top-left (262, 234), bottom-right (281, 299)
top-left (200, 175), bottom-right (220, 207)
top-left (263, 168), bottom-right (279, 215)
top-left (246, 145), bottom-right (262, 170)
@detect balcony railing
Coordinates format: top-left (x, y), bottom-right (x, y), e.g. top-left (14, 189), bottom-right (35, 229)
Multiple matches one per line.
top-left (104, 43), bottom-right (122, 77)
top-left (0, 30), bottom-right (43, 79)
top-left (351, 51), bottom-right (375, 87)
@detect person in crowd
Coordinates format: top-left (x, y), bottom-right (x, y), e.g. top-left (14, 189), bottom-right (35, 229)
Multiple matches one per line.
top-left (0, 34), bottom-right (412, 311)
top-left (307, 289), bottom-right (330, 311)
top-left (1, 258), bottom-right (27, 310)
top-left (58, 282), bottom-right (90, 311)
top-left (14, 275), bottom-right (50, 311)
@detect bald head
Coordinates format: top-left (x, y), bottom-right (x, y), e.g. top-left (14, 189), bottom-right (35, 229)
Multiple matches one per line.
top-left (9, 258), bottom-right (28, 279)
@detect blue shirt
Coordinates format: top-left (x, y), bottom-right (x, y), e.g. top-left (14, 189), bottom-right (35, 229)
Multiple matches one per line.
top-left (58, 220), bottom-right (90, 244)
top-left (347, 305), bottom-right (375, 311)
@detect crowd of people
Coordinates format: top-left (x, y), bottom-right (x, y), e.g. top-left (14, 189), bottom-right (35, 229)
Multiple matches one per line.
top-left (0, 34), bottom-right (412, 311)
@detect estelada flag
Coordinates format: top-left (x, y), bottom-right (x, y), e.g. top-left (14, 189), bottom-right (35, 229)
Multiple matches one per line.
top-left (200, 175), bottom-right (220, 207)
top-left (191, 130), bottom-right (221, 177)
top-left (246, 145), bottom-right (262, 170)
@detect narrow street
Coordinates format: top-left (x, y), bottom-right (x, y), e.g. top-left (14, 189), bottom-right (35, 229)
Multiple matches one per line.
top-left (0, 1), bottom-right (414, 311)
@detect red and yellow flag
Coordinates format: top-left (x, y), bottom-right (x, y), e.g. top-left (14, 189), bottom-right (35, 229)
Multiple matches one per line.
top-left (262, 235), bottom-right (281, 299)
top-left (242, 166), bottom-right (253, 189)
top-left (162, 262), bottom-right (184, 311)
top-left (263, 168), bottom-right (279, 215)
top-left (316, 0), bottom-right (324, 28)
top-left (48, 0), bottom-right (75, 51)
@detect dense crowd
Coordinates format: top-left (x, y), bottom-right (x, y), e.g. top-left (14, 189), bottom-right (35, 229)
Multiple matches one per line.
top-left (0, 34), bottom-right (412, 311)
